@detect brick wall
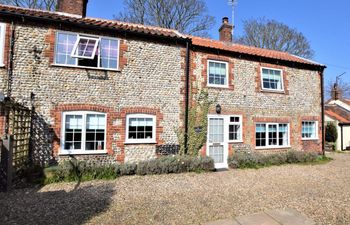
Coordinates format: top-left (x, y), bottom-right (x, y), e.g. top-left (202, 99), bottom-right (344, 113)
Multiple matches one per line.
top-left (0, 20), bottom-right (185, 165)
top-left (192, 51), bottom-right (322, 154)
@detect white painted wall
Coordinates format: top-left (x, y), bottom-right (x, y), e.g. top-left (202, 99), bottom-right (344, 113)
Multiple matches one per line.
top-left (325, 115), bottom-right (350, 150)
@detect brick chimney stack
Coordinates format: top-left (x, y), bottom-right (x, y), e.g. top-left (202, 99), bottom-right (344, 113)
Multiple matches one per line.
top-left (57, 0), bottom-right (88, 17)
top-left (219, 17), bottom-right (233, 43)
top-left (332, 83), bottom-right (341, 100)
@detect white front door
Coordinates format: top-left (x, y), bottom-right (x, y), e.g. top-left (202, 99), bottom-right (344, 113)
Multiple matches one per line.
top-left (207, 116), bottom-right (228, 169)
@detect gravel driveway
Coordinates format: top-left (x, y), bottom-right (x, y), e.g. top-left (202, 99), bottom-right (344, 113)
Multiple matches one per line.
top-left (1, 152), bottom-right (350, 225)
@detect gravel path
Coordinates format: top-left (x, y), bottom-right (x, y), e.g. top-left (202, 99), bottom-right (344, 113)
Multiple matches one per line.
top-left (1, 152), bottom-right (350, 225)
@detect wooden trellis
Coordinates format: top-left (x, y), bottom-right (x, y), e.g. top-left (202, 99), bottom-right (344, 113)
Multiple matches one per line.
top-left (0, 100), bottom-right (32, 191)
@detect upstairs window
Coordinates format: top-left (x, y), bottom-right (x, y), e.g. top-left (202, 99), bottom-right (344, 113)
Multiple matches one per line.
top-left (55, 31), bottom-right (119, 70)
top-left (0, 23), bottom-right (5, 66)
top-left (126, 114), bottom-right (156, 144)
top-left (72, 36), bottom-right (99, 59)
top-left (261, 67), bottom-right (284, 91)
top-left (302, 121), bottom-right (318, 140)
top-left (208, 60), bottom-right (228, 88)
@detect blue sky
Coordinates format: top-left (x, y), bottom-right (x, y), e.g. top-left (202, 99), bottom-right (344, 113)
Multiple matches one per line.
top-left (87, 0), bottom-right (350, 88)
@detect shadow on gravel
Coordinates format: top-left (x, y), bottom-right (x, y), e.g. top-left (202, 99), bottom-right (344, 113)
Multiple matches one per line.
top-left (0, 183), bottom-right (115, 225)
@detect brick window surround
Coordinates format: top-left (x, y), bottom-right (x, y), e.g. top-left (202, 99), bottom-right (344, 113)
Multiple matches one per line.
top-left (201, 54), bottom-right (234, 90)
top-left (300, 116), bottom-right (322, 153)
top-left (51, 105), bottom-right (164, 162)
top-left (50, 104), bottom-right (118, 157)
top-left (256, 63), bottom-right (289, 95)
top-left (252, 117), bottom-right (292, 150)
top-left (44, 28), bottom-right (128, 70)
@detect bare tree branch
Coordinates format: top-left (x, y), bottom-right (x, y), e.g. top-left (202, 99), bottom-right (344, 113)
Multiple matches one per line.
top-left (0, 0), bottom-right (57, 11)
top-left (117, 0), bottom-right (215, 37)
top-left (237, 18), bottom-right (315, 59)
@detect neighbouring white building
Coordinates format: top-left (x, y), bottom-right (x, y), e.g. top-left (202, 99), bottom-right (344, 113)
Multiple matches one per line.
top-left (325, 85), bottom-right (350, 150)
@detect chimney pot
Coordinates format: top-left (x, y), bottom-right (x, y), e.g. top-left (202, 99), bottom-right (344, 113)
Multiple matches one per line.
top-left (219, 17), bottom-right (233, 43)
top-left (57, 0), bottom-right (88, 17)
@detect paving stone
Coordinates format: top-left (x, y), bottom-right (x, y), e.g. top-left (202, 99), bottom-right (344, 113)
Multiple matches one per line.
top-left (203, 218), bottom-right (240, 225)
top-left (265, 208), bottom-right (315, 225)
top-left (235, 212), bottom-right (280, 225)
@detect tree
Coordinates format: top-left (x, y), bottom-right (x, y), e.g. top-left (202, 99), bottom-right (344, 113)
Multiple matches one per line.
top-left (237, 18), bottom-right (314, 59)
top-left (117, 0), bottom-right (215, 37)
top-left (0, 0), bottom-right (57, 11)
top-left (326, 79), bottom-right (350, 100)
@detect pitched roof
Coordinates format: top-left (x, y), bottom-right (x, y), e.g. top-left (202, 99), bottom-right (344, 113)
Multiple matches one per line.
top-left (0, 4), bottom-right (187, 39)
top-left (191, 36), bottom-right (324, 67)
top-left (0, 4), bottom-right (325, 68)
top-left (325, 105), bottom-right (350, 123)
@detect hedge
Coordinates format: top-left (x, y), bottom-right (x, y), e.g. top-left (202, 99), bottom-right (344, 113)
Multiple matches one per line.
top-left (44, 155), bottom-right (215, 184)
top-left (228, 150), bottom-right (326, 169)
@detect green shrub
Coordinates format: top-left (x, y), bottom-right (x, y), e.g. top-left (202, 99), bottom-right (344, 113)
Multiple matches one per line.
top-left (228, 150), bottom-right (321, 169)
top-left (44, 160), bottom-right (118, 184)
top-left (118, 163), bottom-right (137, 176)
top-left (135, 155), bottom-right (215, 175)
top-left (325, 122), bottom-right (338, 143)
top-left (44, 155), bottom-right (215, 184)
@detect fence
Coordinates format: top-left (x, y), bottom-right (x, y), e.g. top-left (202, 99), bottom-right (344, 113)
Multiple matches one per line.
top-left (0, 100), bottom-right (32, 191)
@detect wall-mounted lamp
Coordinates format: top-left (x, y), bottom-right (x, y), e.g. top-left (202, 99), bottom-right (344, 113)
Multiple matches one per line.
top-left (216, 104), bottom-right (221, 114)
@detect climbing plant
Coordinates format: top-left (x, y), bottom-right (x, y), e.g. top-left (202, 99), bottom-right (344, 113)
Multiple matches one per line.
top-left (178, 89), bottom-right (216, 156)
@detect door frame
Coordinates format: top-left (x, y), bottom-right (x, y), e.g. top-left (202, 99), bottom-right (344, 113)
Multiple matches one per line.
top-left (207, 115), bottom-right (229, 169)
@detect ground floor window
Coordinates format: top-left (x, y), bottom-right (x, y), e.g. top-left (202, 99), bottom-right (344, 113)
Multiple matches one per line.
top-left (302, 121), bottom-right (318, 140)
top-left (61, 111), bottom-right (107, 154)
top-left (228, 116), bottom-right (242, 142)
top-left (126, 114), bottom-right (156, 143)
top-left (256, 123), bottom-right (289, 148)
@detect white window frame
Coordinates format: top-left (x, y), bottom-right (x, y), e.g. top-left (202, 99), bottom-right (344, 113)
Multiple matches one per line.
top-left (207, 60), bottom-right (229, 88)
top-left (228, 115), bottom-right (243, 143)
top-left (125, 114), bottom-right (157, 144)
top-left (260, 67), bottom-right (284, 92)
top-left (302, 121), bottom-right (319, 140)
top-left (0, 23), bottom-right (6, 67)
top-left (60, 111), bottom-right (107, 155)
top-left (71, 35), bottom-right (100, 59)
top-left (255, 123), bottom-right (290, 149)
top-left (54, 31), bottom-right (120, 71)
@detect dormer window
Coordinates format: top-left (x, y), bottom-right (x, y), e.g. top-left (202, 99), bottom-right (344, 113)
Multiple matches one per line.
top-left (55, 31), bottom-right (119, 70)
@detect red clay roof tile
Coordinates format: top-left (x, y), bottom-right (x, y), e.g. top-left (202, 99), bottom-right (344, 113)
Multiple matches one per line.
top-left (0, 4), bottom-right (325, 67)
top-left (0, 4), bottom-right (187, 39)
top-left (191, 36), bottom-right (323, 67)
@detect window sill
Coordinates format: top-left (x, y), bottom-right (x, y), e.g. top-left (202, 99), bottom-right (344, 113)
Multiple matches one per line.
top-left (207, 84), bottom-right (230, 89)
top-left (302, 138), bottom-right (319, 141)
top-left (124, 141), bottom-right (157, 145)
top-left (0, 64), bottom-right (5, 68)
top-left (260, 89), bottom-right (285, 94)
top-left (228, 141), bottom-right (243, 144)
top-left (52, 63), bottom-right (121, 72)
top-left (59, 150), bottom-right (108, 155)
top-left (255, 146), bottom-right (291, 150)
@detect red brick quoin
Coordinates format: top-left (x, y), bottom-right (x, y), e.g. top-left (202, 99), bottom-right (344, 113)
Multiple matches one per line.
top-left (50, 104), bottom-right (164, 163)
